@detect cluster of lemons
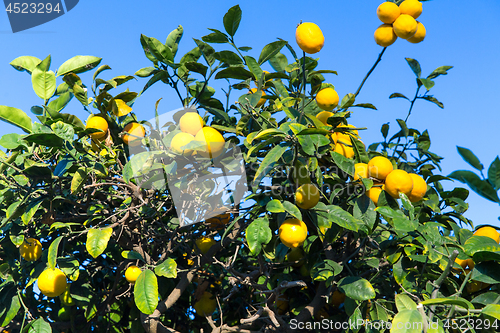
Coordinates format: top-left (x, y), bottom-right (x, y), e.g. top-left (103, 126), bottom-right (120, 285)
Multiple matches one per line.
top-left (454, 227), bottom-right (500, 293)
top-left (374, 0), bottom-right (426, 47)
top-left (170, 112), bottom-right (226, 159)
top-left (354, 156), bottom-right (427, 206)
top-left (85, 99), bottom-right (146, 151)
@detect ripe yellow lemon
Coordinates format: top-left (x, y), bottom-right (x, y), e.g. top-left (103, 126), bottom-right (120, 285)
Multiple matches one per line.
top-left (279, 218), bottom-right (308, 248)
top-left (453, 258), bottom-right (468, 271)
top-left (194, 291), bottom-right (217, 316)
top-left (19, 238), bottom-right (42, 261)
top-left (473, 227), bottom-right (500, 243)
top-left (332, 133), bottom-right (355, 159)
top-left (206, 212), bottom-right (231, 229)
top-left (122, 123), bottom-right (146, 147)
top-left (366, 183), bottom-right (383, 206)
top-left (316, 111), bottom-right (334, 126)
top-left (170, 132), bottom-right (195, 156)
top-left (337, 123), bottom-right (359, 137)
top-left (86, 116), bottom-right (108, 140)
top-left (59, 285), bottom-right (75, 306)
top-left (37, 268), bottom-right (67, 297)
top-left (399, 0), bottom-right (422, 19)
top-left (368, 156), bottom-right (393, 180)
top-left (250, 88), bottom-right (267, 107)
top-left (295, 184), bottom-right (320, 210)
top-left (353, 163), bottom-right (369, 181)
top-left (195, 236), bottom-right (216, 254)
top-left (393, 14), bottom-right (418, 39)
top-left (316, 88), bottom-right (339, 111)
top-left (407, 21), bottom-right (426, 43)
top-left (179, 112), bottom-right (205, 136)
top-left (374, 24), bottom-right (398, 47)
top-left (194, 127), bottom-right (225, 158)
top-left (377, 1), bottom-right (400, 24)
top-left (407, 173), bottom-right (427, 202)
top-left (125, 265), bottom-right (142, 283)
top-left (296, 22), bottom-right (325, 54)
top-left (466, 258), bottom-right (475, 270)
top-left (466, 280), bottom-right (490, 294)
top-left (384, 170), bottom-right (413, 199)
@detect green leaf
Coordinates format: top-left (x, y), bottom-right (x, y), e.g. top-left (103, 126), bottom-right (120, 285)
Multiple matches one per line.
top-left (418, 78), bottom-right (435, 91)
top-left (396, 119), bottom-right (409, 138)
top-left (51, 121), bottom-right (75, 141)
top-left (245, 218), bottom-right (272, 255)
top-left (215, 66), bottom-right (253, 80)
top-left (457, 146), bottom-right (483, 171)
top-left (86, 227), bottom-right (113, 259)
top-left (391, 309), bottom-right (423, 333)
top-left (482, 304), bottom-right (500, 321)
top-left (165, 25), bottom-right (183, 57)
top-left (282, 201), bottom-right (302, 221)
top-left (311, 259), bottom-right (343, 281)
top-left (353, 196), bottom-right (376, 232)
top-left (252, 129), bottom-right (286, 143)
top-left (463, 236), bottom-right (500, 261)
top-left (202, 31), bottom-right (229, 44)
top-left (10, 55), bottom-right (41, 74)
top-left (389, 92), bottom-right (409, 100)
top-left (92, 64), bottom-right (111, 81)
top-left (0, 105), bottom-right (32, 133)
top-left (488, 157), bottom-right (500, 191)
top-left (323, 205), bottom-right (363, 232)
top-left (154, 258), bottom-right (177, 278)
top-left (339, 93), bottom-right (355, 109)
top-left (448, 170), bottom-right (500, 203)
top-left (48, 91), bottom-right (72, 113)
top-left (48, 236), bottom-right (63, 270)
top-left (71, 168), bottom-right (88, 194)
top-left (24, 133), bottom-right (63, 147)
top-left (427, 65), bottom-right (453, 80)
top-left (214, 50), bottom-right (243, 65)
top-left (331, 151), bottom-right (355, 176)
top-left (252, 144), bottom-right (288, 188)
top-left (405, 58), bottom-right (421, 78)
top-left (395, 294), bottom-right (417, 311)
top-left (338, 276), bottom-right (376, 300)
top-left (0, 294), bottom-right (21, 327)
top-left (421, 95), bottom-right (444, 108)
top-left (135, 67), bottom-right (156, 78)
top-left (184, 62), bottom-right (208, 77)
top-left (121, 250), bottom-right (144, 261)
top-left (141, 35), bottom-right (174, 64)
top-left (470, 261), bottom-right (500, 284)
top-left (21, 199), bottom-right (43, 225)
top-left (32, 67), bottom-right (56, 100)
top-left (258, 40), bottom-right (287, 65)
top-left (193, 39), bottom-right (215, 67)
top-left (57, 56), bottom-right (102, 76)
top-left (223, 5), bottom-right (242, 37)
top-left (420, 297), bottom-right (474, 310)
top-left (134, 270), bottom-right (159, 315)
top-left (352, 103), bottom-right (377, 110)
top-left (0, 133), bottom-right (24, 149)
top-left (269, 52), bottom-right (288, 72)
top-left (266, 199), bottom-right (285, 213)
top-left (27, 317), bottom-right (52, 333)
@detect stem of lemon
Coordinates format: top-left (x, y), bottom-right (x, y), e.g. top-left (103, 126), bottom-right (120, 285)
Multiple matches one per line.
top-left (354, 47), bottom-right (387, 98)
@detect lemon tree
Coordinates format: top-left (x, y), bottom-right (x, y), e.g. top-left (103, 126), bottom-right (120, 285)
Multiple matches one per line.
top-left (0, 3), bottom-right (500, 333)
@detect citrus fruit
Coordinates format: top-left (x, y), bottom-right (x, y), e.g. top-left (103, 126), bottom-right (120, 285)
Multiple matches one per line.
top-left (195, 236), bottom-right (216, 254)
top-left (286, 247), bottom-right (305, 267)
top-left (366, 184), bottom-right (383, 206)
top-left (407, 173), bottom-right (427, 202)
top-left (122, 123), bottom-right (146, 147)
top-left (384, 170), bottom-right (414, 199)
top-left (353, 163), bottom-right (369, 181)
top-left (295, 22), bottom-right (324, 54)
top-left (399, 0), bottom-right (422, 19)
top-left (59, 285), bottom-right (74, 306)
top-left (125, 265), bottom-right (142, 283)
top-left (19, 238), bottom-right (42, 261)
top-left (393, 14), bottom-right (418, 39)
top-left (206, 212), bottom-right (231, 229)
top-left (407, 21), bottom-right (426, 43)
top-left (466, 258), bottom-right (475, 270)
top-left (295, 183), bottom-right (320, 209)
top-left (331, 290), bottom-right (346, 308)
top-left (194, 127), bottom-right (225, 158)
top-left (179, 112), bottom-right (205, 136)
top-left (299, 264), bottom-right (310, 278)
top-left (249, 88), bottom-right (266, 107)
top-left (376, 1), bottom-right (400, 24)
top-left (374, 24), bottom-right (398, 47)
top-left (194, 291), bottom-right (217, 316)
top-left (466, 280), bottom-right (490, 294)
top-left (453, 258), bottom-right (468, 271)
top-left (279, 218), bottom-right (308, 248)
top-left (37, 268), bottom-right (67, 297)
top-left (170, 132), bottom-right (195, 156)
top-left (316, 111), bottom-right (334, 126)
top-left (368, 156), bottom-right (393, 180)
top-left (316, 88), bottom-right (339, 111)
top-left (333, 133), bottom-right (355, 159)
top-left (86, 116), bottom-right (108, 140)
top-left (58, 307), bottom-right (70, 321)
top-left (292, 160), bottom-right (311, 186)
top-left (337, 123), bottom-right (359, 137)
top-left (473, 226), bottom-right (500, 243)
top-left (276, 294), bottom-right (289, 315)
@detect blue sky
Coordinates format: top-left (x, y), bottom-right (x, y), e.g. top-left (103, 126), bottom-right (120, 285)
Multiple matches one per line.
top-left (1, 0), bottom-right (499, 228)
